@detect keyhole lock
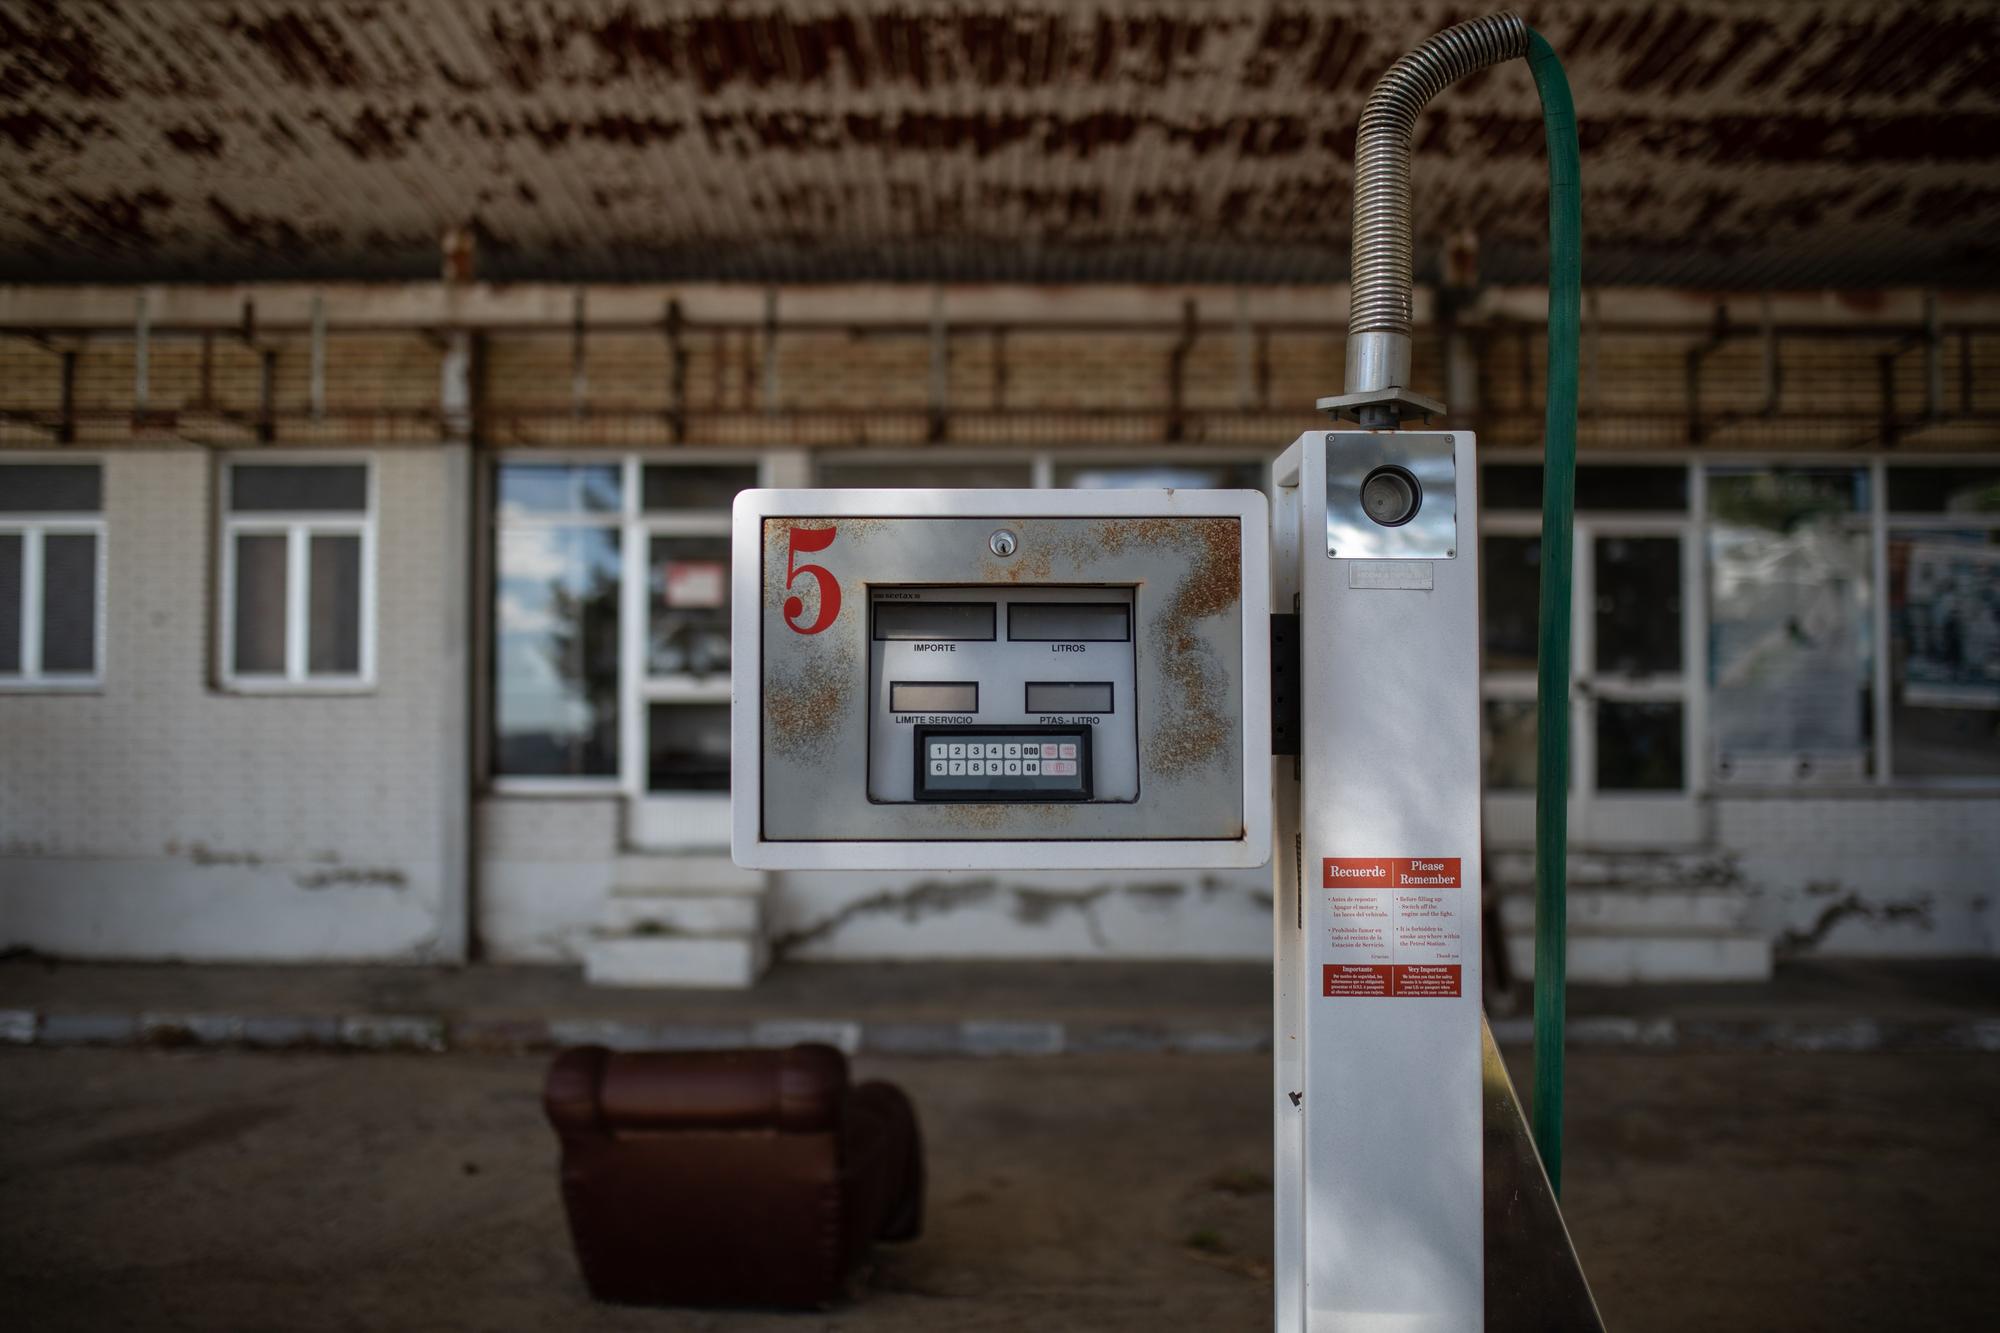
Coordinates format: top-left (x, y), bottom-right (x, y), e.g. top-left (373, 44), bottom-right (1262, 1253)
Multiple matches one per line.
top-left (989, 529), bottom-right (1018, 558)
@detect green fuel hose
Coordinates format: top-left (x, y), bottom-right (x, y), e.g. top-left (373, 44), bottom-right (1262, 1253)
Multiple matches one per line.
top-left (1526, 28), bottom-right (1581, 1197)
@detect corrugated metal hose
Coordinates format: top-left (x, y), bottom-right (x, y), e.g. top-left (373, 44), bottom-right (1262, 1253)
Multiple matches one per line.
top-left (1343, 13), bottom-right (1582, 1195)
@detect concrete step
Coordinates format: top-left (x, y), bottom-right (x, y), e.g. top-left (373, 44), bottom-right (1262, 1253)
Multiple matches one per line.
top-left (612, 852), bottom-right (764, 897)
top-left (598, 892), bottom-right (763, 937)
top-left (1489, 847), bottom-right (1740, 893)
top-left (1503, 930), bottom-right (1772, 984)
top-left (582, 935), bottom-right (769, 989)
top-left (1498, 888), bottom-right (1752, 934)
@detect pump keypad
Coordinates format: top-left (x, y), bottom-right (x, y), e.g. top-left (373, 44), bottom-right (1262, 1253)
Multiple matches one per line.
top-left (913, 727), bottom-right (1092, 802)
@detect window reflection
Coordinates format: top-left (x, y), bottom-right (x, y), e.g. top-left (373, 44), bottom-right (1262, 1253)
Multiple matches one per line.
top-left (1483, 699), bottom-right (1538, 790)
top-left (1594, 536), bottom-right (1681, 676)
top-left (1054, 462), bottom-right (1266, 491)
top-left (1889, 533), bottom-right (2000, 777)
top-left (1708, 469), bottom-right (1872, 783)
top-left (1482, 535), bottom-right (1541, 670)
top-left (650, 535), bottom-right (730, 678)
top-left (1597, 700), bottom-right (1684, 790)
top-left (498, 463), bottom-right (622, 517)
top-left (494, 525), bottom-right (621, 777)
top-left (649, 704), bottom-right (731, 791)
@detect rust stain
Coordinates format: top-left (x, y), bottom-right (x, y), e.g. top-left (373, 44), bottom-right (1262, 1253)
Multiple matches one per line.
top-left (1089, 516), bottom-right (1242, 781)
top-left (4, 3), bottom-right (1995, 289)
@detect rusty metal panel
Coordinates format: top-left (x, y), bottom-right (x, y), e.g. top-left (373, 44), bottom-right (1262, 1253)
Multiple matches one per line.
top-left (0, 3), bottom-right (1994, 288)
top-left (733, 487), bottom-right (1271, 870)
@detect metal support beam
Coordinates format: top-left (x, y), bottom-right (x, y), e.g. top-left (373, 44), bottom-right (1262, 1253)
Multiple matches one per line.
top-left (440, 329), bottom-right (474, 443)
top-left (1879, 352), bottom-right (1900, 448)
top-left (927, 285), bottom-right (948, 444)
top-left (1760, 291), bottom-right (1781, 417)
top-left (1924, 292), bottom-right (1944, 423)
top-left (257, 348), bottom-right (277, 443)
top-left (132, 292), bottom-right (149, 425)
top-left (1167, 297), bottom-right (1196, 442)
top-left (309, 293), bottom-right (327, 420)
top-left (570, 288), bottom-right (587, 419)
top-left (57, 350), bottom-right (76, 444)
top-left (761, 287), bottom-right (779, 415)
top-left (665, 299), bottom-right (688, 444)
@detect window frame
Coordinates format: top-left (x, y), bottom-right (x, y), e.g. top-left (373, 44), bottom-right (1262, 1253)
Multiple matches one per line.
top-left (217, 453), bottom-right (377, 693)
top-left (1876, 458), bottom-right (2000, 788)
top-left (0, 455), bottom-right (106, 691)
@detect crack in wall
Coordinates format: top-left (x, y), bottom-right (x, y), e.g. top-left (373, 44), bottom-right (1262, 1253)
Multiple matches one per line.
top-left (1776, 885), bottom-right (1935, 956)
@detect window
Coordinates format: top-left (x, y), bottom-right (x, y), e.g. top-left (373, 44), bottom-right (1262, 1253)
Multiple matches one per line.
top-left (0, 462), bottom-right (104, 687)
top-left (818, 458), bottom-right (1033, 490)
top-left (1885, 466), bottom-right (2000, 779)
top-left (491, 458), bottom-right (761, 792)
top-left (221, 460), bottom-right (373, 688)
top-left (642, 463), bottom-right (749, 793)
top-left (493, 462), bottom-right (623, 778)
top-left (1055, 460), bottom-right (1267, 491)
top-left (1708, 468), bottom-right (1872, 784)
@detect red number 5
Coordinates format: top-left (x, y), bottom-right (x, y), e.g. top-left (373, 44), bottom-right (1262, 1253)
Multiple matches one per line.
top-left (783, 526), bottom-right (841, 634)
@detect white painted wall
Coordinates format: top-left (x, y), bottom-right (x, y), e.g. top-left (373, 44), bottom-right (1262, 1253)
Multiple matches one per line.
top-left (475, 795), bottom-right (618, 962)
top-left (0, 447), bottom-right (469, 962)
top-left (768, 866), bottom-right (1274, 961)
top-left (1718, 796), bottom-right (2000, 957)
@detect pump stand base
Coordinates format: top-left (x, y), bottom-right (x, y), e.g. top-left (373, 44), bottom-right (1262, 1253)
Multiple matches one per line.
top-left (1316, 386), bottom-right (1448, 427)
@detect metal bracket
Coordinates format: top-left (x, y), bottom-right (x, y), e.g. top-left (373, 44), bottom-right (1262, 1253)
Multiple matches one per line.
top-left (1316, 386), bottom-right (1447, 426)
top-left (1270, 612), bottom-right (1301, 756)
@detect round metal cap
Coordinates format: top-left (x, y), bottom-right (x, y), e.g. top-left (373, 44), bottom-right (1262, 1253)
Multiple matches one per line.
top-left (1360, 465), bottom-right (1422, 528)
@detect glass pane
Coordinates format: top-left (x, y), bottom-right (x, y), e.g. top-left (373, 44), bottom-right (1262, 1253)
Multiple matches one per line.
top-left (817, 460), bottom-right (1034, 490)
top-left (1597, 700), bottom-right (1684, 790)
top-left (493, 525), bottom-right (620, 777)
top-left (308, 534), bottom-right (362, 675)
top-left (649, 535), bottom-right (730, 678)
top-left (0, 464), bottom-right (101, 512)
top-left (0, 533), bottom-right (20, 672)
top-left (642, 464), bottom-right (758, 512)
top-left (648, 703), bottom-right (731, 791)
top-left (1709, 467), bottom-right (1865, 525)
top-left (497, 463), bottom-right (621, 517)
top-left (230, 464), bottom-right (367, 513)
top-left (40, 533), bottom-right (95, 673)
top-left (1593, 536), bottom-right (1682, 675)
top-left (1708, 468), bottom-right (1873, 782)
top-left (1054, 462), bottom-right (1266, 491)
top-left (1483, 464), bottom-right (1686, 513)
top-left (1886, 468), bottom-right (2000, 516)
top-left (1889, 533), bottom-right (2000, 777)
top-left (1483, 535), bottom-right (1541, 670)
top-left (232, 534), bottom-right (289, 674)
top-left (1483, 465), bottom-right (1545, 512)
top-left (1483, 699), bottom-right (1537, 790)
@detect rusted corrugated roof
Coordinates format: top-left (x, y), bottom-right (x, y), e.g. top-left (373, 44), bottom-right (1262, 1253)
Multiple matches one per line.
top-left (0, 1), bottom-right (1995, 287)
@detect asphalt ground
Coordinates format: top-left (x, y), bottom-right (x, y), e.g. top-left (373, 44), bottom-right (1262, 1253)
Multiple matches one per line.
top-left (3, 1047), bottom-right (1998, 1330)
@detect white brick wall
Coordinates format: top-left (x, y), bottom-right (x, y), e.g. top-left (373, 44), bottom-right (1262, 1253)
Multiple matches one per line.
top-left (0, 447), bottom-right (468, 961)
top-left (1718, 796), bottom-right (2000, 957)
top-left (475, 796), bottom-right (618, 962)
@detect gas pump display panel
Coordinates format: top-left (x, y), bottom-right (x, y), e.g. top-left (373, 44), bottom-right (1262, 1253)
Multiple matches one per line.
top-left (731, 489), bottom-right (1270, 871)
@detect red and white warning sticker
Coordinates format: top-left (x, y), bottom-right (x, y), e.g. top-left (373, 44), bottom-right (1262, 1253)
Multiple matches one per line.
top-left (1319, 857), bottom-right (1464, 998)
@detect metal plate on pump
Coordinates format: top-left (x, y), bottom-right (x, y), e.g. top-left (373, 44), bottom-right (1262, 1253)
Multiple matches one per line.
top-left (1325, 431), bottom-right (1458, 560)
top-left (730, 488), bottom-right (1271, 871)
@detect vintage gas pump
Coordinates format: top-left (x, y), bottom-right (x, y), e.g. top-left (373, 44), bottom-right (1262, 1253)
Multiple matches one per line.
top-left (733, 11), bottom-right (1590, 1330)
